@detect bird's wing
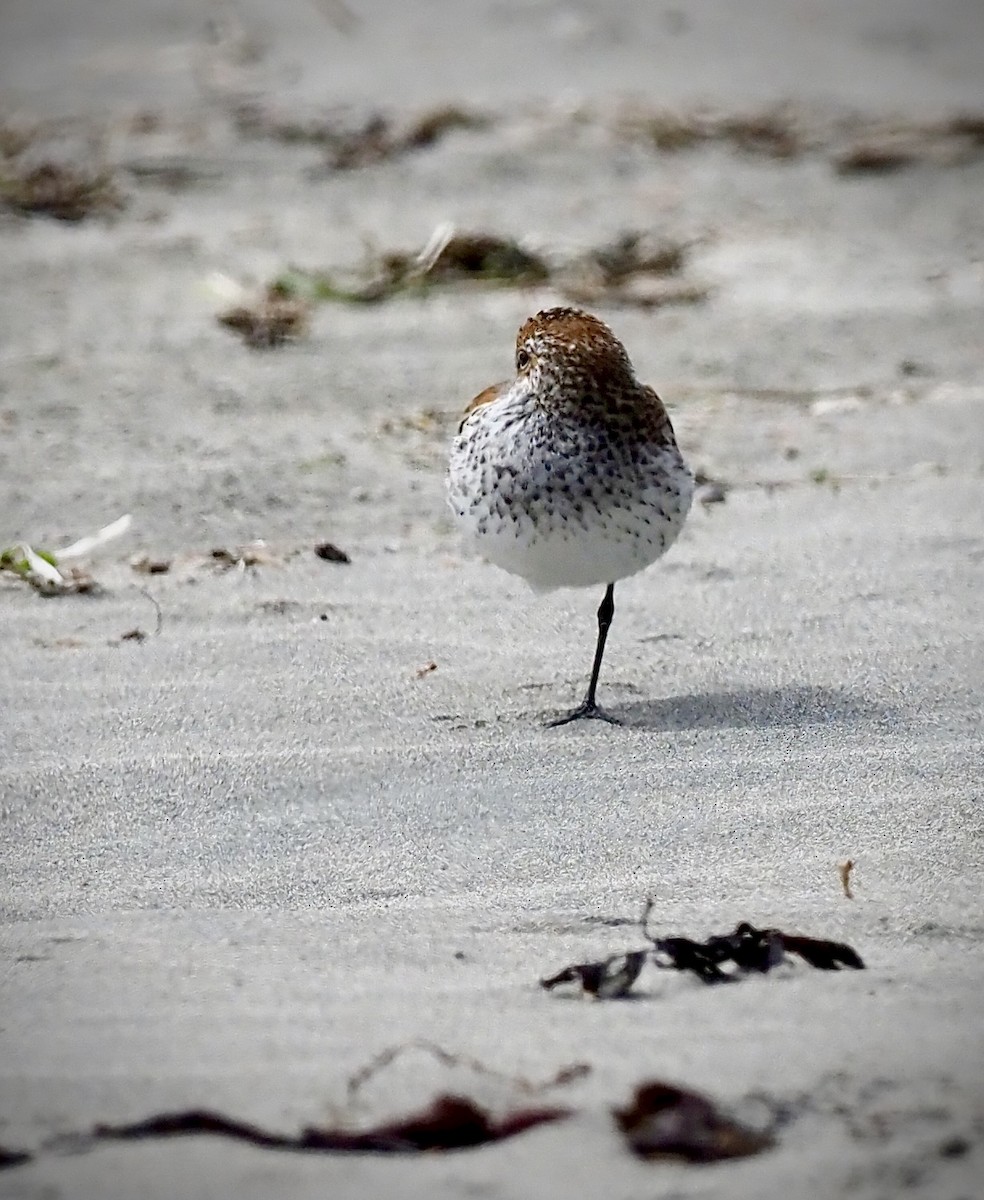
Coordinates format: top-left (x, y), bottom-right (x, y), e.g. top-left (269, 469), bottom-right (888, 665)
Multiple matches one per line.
top-left (458, 382), bottom-right (507, 432)
top-left (641, 385), bottom-right (678, 446)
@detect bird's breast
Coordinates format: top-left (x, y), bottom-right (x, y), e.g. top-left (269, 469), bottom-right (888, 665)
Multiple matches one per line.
top-left (447, 400), bottom-right (693, 590)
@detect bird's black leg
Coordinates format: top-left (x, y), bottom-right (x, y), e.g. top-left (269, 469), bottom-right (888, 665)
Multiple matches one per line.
top-left (547, 583), bottom-right (621, 727)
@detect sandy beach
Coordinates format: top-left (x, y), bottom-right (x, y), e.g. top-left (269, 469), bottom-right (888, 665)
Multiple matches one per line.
top-left (2, 1), bottom-right (983, 1196)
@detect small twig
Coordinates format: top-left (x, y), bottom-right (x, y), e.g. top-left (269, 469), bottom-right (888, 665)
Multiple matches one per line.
top-left (838, 859), bottom-right (855, 900)
top-left (345, 1040), bottom-right (588, 1104)
top-left (137, 586), bottom-right (164, 636)
top-left (640, 895), bottom-right (658, 944)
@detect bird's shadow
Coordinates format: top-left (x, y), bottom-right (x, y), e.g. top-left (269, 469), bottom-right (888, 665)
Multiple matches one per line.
top-left (607, 685), bottom-right (897, 733)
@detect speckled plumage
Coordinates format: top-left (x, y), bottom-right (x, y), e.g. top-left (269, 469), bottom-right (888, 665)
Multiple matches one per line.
top-left (448, 308), bottom-right (693, 590)
top-left (447, 308), bottom-right (693, 725)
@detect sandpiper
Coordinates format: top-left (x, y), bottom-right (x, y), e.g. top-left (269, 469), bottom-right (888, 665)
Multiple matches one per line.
top-left (448, 307), bottom-right (693, 726)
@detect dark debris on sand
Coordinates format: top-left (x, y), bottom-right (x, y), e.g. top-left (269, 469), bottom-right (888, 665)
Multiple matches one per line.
top-left (559, 232), bottom-right (709, 310)
top-left (270, 227), bottom-right (705, 310)
top-left (0, 123), bottom-right (123, 221)
top-left (314, 541), bottom-right (351, 564)
top-left (217, 283), bottom-right (309, 348)
top-left (616, 104), bottom-right (984, 172)
top-left (232, 102), bottom-right (490, 170)
top-left (541, 951), bottom-right (647, 999)
top-left (0, 1044), bottom-right (587, 1169)
top-left (93, 1095), bottom-right (572, 1154)
top-left (541, 897), bottom-right (865, 998)
top-left (0, 1145), bottom-right (32, 1170)
top-left (0, 1041), bottom-right (776, 1171)
top-left (271, 229), bottom-right (549, 306)
top-left (615, 1080), bottom-right (774, 1162)
top-left (0, 160), bottom-right (124, 221)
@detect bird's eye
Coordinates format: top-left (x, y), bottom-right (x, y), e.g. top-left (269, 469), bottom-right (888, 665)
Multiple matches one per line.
top-left (516, 349), bottom-right (531, 371)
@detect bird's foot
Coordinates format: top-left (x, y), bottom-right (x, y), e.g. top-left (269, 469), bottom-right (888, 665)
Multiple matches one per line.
top-left (546, 699), bottom-right (621, 728)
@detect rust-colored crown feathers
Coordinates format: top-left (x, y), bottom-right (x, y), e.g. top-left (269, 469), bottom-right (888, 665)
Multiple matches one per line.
top-left (516, 308), bottom-right (634, 384)
top-left (461, 307), bottom-right (675, 446)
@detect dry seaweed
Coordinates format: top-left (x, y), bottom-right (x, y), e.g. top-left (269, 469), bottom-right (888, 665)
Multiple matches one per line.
top-left (643, 905), bottom-right (866, 980)
top-left (0, 161), bottom-right (123, 221)
top-left (627, 110), bottom-right (708, 151)
top-left (718, 111), bottom-right (802, 157)
top-left (558, 232), bottom-right (708, 309)
top-left (834, 143), bottom-right (918, 175)
top-left (946, 113), bottom-right (984, 143)
top-left (415, 230), bottom-right (549, 285)
top-left (616, 104), bottom-right (984, 172)
top-left (210, 542), bottom-right (282, 571)
top-left (541, 950), bottom-right (647, 999)
top-left (324, 114), bottom-right (393, 169)
top-left (274, 228), bottom-right (549, 305)
top-left (585, 232), bottom-right (687, 282)
top-left (832, 114), bottom-right (984, 172)
top-left (649, 925), bottom-right (786, 982)
top-left (314, 541), bottom-right (351, 564)
top-left (93, 1095), bottom-right (570, 1154)
top-left (95, 1109), bottom-right (293, 1150)
top-left (218, 284), bottom-right (309, 348)
top-left (4, 1043), bottom-right (587, 1164)
top-left (402, 106), bottom-right (490, 148)
top-left (233, 102), bottom-right (488, 168)
top-left (615, 1081), bottom-right (774, 1162)
top-left (271, 226), bottom-right (702, 309)
top-left (323, 106), bottom-right (490, 168)
top-left (617, 105), bottom-right (802, 159)
top-left (542, 900), bottom-right (865, 998)
top-left (0, 1046), bottom-right (777, 1172)
top-left (0, 1145), bottom-right (31, 1170)
top-left (0, 546), bottom-right (100, 596)
top-left (779, 933), bottom-right (864, 971)
top-left (130, 554), bottom-right (172, 575)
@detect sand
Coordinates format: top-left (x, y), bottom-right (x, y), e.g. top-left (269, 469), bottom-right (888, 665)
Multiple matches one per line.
top-left (1, 1), bottom-right (983, 1197)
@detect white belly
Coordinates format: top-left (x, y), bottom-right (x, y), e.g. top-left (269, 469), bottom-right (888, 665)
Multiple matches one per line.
top-left (448, 414), bottom-right (693, 591)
